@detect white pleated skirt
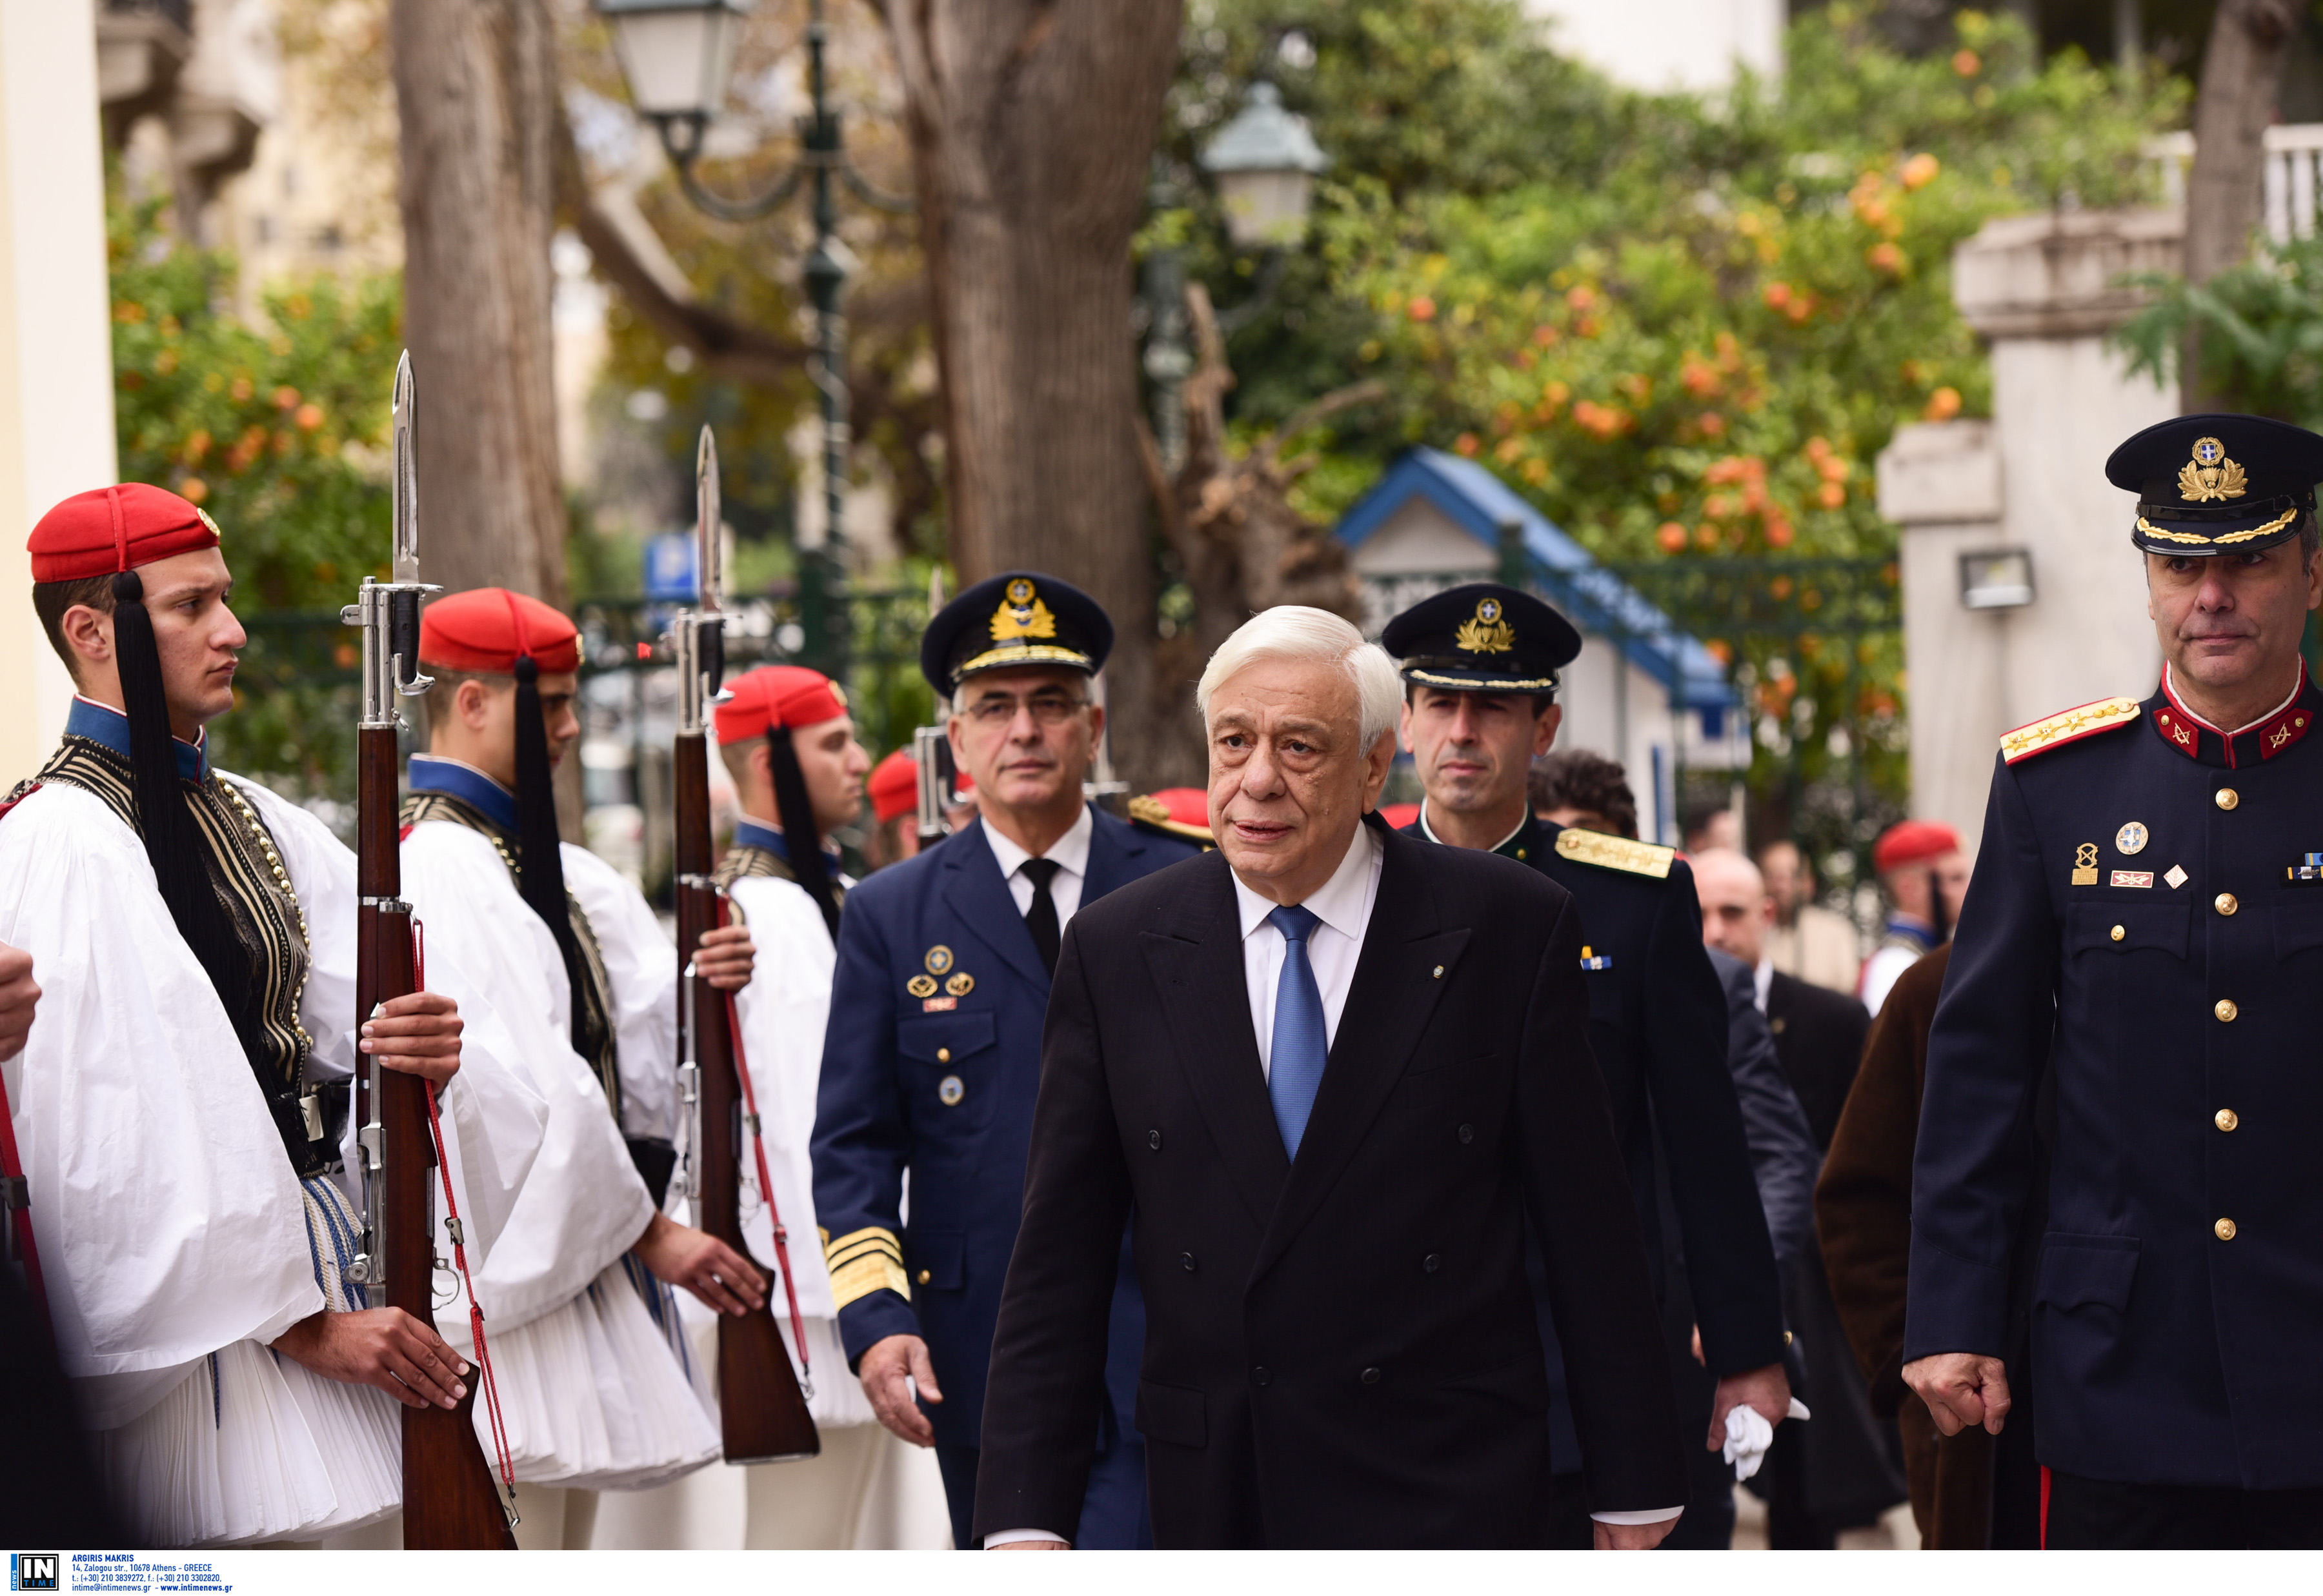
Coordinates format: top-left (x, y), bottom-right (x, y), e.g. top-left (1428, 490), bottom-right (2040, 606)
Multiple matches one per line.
top-left (90, 1177), bottom-right (402, 1548)
top-left (449, 1255), bottom-right (721, 1493)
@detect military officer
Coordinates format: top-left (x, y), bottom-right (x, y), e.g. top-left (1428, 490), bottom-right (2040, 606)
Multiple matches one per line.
top-left (1906, 415), bottom-right (2323, 1549)
top-left (1383, 583), bottom-right (1791, 1550)
top-left (810, 572), bottom-right (1203, 1550)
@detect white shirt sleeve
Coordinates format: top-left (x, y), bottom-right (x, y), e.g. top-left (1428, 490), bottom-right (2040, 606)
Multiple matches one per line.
top-left (981, 1529), bottom-right (1069, 1548)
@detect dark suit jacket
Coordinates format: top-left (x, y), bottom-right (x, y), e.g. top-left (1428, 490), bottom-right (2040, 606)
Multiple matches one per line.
top-left (1765, 969), bottom-right (1871, 1153)
top-left (1709, 947), bottom-right (1820, 1268)
top-left (974, 819), bottom-right (1685, 1547)
top-left (811, 808), bottom-right (1200, 1450)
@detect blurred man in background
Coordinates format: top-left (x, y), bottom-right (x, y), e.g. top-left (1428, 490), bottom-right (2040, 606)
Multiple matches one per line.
top-left (864, 748), bottom-right (922, 872)
top-left (1858, 821), bottom-right (1968, 1015)
top-left (1696, 848), bottom-right (1901, 1548)
top-left (1756, 841), bottom-right (1860, 995)
top-left (1530, 748), bottom-right (1639, 837)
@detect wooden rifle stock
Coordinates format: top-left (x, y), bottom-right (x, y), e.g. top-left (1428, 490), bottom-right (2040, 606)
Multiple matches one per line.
top-left (676, 730), bottom-right (820, 1462)
top-left (356, 725), bottom-right (515, 1548)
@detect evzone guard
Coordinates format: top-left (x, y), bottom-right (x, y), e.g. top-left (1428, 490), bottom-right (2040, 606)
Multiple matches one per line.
top-left (396, 588), bottom-right (765, 1548)
top-left (709, 663), bottom-right (945, 1546)
top-left (0, 485), bottom-right (548, 1546)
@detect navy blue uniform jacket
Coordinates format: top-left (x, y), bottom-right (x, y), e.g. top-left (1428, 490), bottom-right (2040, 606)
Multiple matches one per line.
top-left (811, 808), bottom-right (1200, 1450)
top-left (1410, 813), bottom-right (1787, 1379)
top-left (1907, 676), bottom-right (2323, 1489)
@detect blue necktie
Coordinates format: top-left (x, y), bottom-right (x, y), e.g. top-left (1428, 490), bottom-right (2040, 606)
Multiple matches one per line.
top-left (1267, 904), bottom-right (1328, 1159)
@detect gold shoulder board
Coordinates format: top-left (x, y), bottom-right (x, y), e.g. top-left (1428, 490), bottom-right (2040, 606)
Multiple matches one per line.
top-left (1998, 697), bottom-right (2142, 765)
top-left (1554, 826), bottom-right (1675, 879)
top-left (1128, 793), bottom-right (1214, 846)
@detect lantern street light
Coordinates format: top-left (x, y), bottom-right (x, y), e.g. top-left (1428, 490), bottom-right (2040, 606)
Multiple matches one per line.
top-left (1200, 81), bottom-right (1329, 251)
top-left (1141, 80), bottom-right (1329, 474)
top-left (594, 0), bottom-right (909, 677)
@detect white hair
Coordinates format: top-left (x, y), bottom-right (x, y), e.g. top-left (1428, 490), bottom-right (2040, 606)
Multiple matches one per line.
top-left (1196, 606), bottom-right (1403, 752)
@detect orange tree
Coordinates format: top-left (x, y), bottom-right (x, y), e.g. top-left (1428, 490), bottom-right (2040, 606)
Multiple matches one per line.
top-left (109, 187), bottom-right (402, 810)
top-left (1172, 3), bottom-right (2182, 831)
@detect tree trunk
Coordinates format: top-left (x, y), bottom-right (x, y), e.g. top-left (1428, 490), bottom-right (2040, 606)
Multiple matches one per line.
top-left (390, 0), bottom-right (565, 606)
top-left (2182, 0), bottom-right (2298, 409)
top-left (880, 0), bottom-right (1183, 788)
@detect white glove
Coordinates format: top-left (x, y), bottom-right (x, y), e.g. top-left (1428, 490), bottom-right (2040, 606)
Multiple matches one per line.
top-left (1722, 1397), bottom-right (1811, 1482)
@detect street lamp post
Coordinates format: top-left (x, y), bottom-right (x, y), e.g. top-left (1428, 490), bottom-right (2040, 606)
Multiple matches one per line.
top-left (595, 0), bottom-right (909, 677)
top-left (1142, 80), bottom-right (1329, 474)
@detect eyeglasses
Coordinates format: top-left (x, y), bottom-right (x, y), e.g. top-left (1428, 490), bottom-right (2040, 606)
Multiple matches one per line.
top-left (960, 692), bottom-right (1089, 728)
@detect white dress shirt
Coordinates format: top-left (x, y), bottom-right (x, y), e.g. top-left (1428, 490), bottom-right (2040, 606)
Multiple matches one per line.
top-left (981, 802), bottom-right (1094, 928)
top-left (1232, 821), bottom-right (1383, 1079)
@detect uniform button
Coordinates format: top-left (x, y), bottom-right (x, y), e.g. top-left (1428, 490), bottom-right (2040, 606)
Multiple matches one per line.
top-left (1456, 1124), bottom-right (1475, 1144)
top-left (2216, 787), bottom-right (2240, 810)
top-left (1360, 1367), bottom-right (1382, 1386)
top-left (2215, 893), bottom-right (2239, 916)
top-left (2110, 924), bottom-right (2125, 942)
top-left (936, 1047), bottom-right (950, 1063)
top-left (1180, 1252), bottom-right (1196, 1272)
top-left (1252, 1366), bottom-right (1271, 1387)
top-left (1432, 965), bottom-right (1445, 979)
top-left (917, 1268), bottom-right (932, 1285)
top-left (2216, 1108), bottom-right (2240, 1132)
top-left (2215, 999), bottom-right (2239, 1022)
top-left (1149, 1130), bottom-right (1163, 1151)
top-left (1423, 1253), bottom-right (1442, 1273)
top-left (2215, 1217), bottom-right (2238, 1241)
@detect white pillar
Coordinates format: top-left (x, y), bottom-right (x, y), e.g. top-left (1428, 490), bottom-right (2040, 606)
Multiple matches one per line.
top-left (1879, 209), bottom-right (2180, 850)
top-left (0, 0), bottom-right (116, 785)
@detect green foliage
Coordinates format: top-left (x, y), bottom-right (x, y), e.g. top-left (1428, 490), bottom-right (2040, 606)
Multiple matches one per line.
top-left (2113, 233), bottom-right (2323, 427)
top-left (1169, 3), bottom-right (2185, 838)
top-left (108, 186), bottom-right (403, 808)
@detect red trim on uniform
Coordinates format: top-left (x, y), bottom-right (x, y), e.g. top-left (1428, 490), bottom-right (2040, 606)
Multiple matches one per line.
top-left (2258, 703), bottom-right (2313, 760)
top-left (2150, 706), bottom-right (2199, 761)
top-left (2160, 670), bottom-right (2234, 767)
top-left (2040, 1464), bottom-right (2051, 1548)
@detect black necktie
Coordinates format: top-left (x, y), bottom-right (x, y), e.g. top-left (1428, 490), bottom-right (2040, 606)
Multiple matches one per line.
top-left (1020, 857), bottom-right (1062, 977)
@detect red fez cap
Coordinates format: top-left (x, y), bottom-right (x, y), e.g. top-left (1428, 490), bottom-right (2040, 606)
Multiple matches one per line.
top-left (29, 484), bottom-right (218, 582)
top-left (714, 665), bottom-right (848, 745)
top-left (1149, 787), bottom-right (1210, 828)
top-left (1874, 819), bottom-right (1962, 873)
top-left (418, 587), bottom-right (580, 674)
top-left (869, 748), bottom-right (918, 824)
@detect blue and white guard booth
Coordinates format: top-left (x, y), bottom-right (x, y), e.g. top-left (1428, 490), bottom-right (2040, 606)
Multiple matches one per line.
top-left (1334, 448), bottom-right (1743, 846)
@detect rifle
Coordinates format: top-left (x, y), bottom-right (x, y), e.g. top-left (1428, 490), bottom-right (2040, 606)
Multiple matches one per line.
top-left (342, 353), bottom-right (518, 1547)
top-left (671, 426), bottom-right (820, 1464)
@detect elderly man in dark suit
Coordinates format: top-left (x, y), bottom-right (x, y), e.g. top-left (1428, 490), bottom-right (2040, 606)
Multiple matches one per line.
top-left (974, 606), bottom-right (1686, 1549)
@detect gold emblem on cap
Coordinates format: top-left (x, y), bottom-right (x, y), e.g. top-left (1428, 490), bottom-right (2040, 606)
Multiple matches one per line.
top-left (2115, 821), bottom-right (2147, 855)
top-left (991, 581), bottom-right (1058, 643)
top-left (2071, 843), bottom-right (2098, 886)
top-left (907, 974), bottom-right (938, 999)
top-left (925, 944), bottom-right (954, 975)
top-left (196, 506), bottom-right (221, 537)
top-left (2179, 436), bottom-right (2249, 503)
top-left (1454, 597), bottom-right (1516, 655)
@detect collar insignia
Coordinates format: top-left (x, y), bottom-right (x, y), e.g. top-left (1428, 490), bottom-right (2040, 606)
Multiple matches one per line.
top-left (2178, 436), bottom-right (2249, 503)
top-left (991, 578), bottom-right (1058, 643)
top-left (1453, 597), bottom-right (1516, 655)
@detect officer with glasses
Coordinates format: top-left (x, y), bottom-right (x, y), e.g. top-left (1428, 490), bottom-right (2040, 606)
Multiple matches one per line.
top-left (809, 571), bottom-right (1202, 1550)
